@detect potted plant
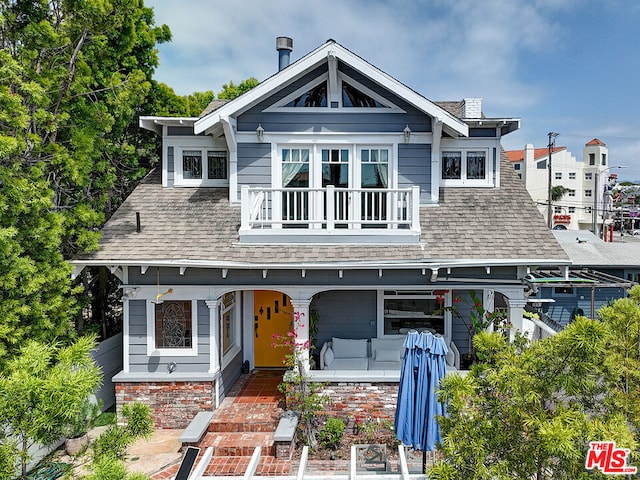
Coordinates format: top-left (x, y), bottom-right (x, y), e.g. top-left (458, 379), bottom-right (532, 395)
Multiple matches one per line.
top-left (64, 397), bottom-right (101, 455)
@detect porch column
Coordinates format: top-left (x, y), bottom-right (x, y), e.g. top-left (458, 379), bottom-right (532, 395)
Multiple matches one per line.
top-left (289, 298), bottom-right (311, 372)
top-left (506, 298), bottom-right (528, 342)
top-left (205, 299), bottom-right (221, 408)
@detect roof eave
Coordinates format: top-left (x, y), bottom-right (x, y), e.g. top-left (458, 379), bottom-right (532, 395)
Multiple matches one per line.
top-left (139, 116), bottom-right (198, 134)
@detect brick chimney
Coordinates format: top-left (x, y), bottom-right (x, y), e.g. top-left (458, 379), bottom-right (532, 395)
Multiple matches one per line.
top-left (462, 98), bottom-right (482, 118)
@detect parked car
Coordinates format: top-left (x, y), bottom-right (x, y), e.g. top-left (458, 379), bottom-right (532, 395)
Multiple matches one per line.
top-left (631, 230), bottom-right (640, 236)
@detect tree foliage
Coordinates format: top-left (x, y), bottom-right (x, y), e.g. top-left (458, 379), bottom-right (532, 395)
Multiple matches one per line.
top-left (0, 336), bottom-right (102, 479)
top-left (217, 77), bottom-right (259, 100)
top-left (0, 0), bottom-right (171, 357)
top-left (429, 315), bottom-right (637, 480)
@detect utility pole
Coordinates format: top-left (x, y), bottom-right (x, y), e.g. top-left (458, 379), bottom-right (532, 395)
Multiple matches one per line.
top-left (547, 132), bottom-right (559, 228)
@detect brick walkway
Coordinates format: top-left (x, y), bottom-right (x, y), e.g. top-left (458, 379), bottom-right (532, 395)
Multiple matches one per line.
top-left (151, 370), bottom-right (292, 478)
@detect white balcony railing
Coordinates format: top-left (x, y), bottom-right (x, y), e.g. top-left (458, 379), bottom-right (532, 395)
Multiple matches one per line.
top-left (239, 185), bottom-right (421, 243)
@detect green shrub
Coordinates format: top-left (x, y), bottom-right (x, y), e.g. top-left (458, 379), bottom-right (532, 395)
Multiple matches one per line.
top-left (92, 425), bottom-right (132, 461)
top-left (84, 456), bottom-right (127, 480)
top-left (318, 417), bottom-right (345, 450)
top-left (122, 402), bottom-right (154, 439)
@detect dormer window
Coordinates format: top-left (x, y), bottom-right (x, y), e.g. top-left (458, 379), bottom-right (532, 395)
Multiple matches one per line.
top-left (175, 148), bottom-right (228, 186)
top-left (441, 149), bottom-right (489, 186)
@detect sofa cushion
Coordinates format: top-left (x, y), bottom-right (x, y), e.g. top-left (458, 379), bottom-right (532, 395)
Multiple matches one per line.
top-left (375, 348), bottom-right (401, 363)
top-left (324, 347), bottom-right (335, 367)
top-left (330, 358), bottom-right (369, 370)
top-left (371, 337), bottom-right (404, 360)
top-left (332, 337), bottom-right (368, 358)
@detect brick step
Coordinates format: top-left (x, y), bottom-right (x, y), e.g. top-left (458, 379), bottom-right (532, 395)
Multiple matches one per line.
top-left (209, 404), bottom-right (281, 433)
top-left (203, 455), bottom-right (292, 477)
top-left (200, 431), bottom-right (275, 457)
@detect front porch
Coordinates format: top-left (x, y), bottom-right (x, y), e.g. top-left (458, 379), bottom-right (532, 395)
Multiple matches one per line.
top-left (239, 185), bottom-right (421, 243)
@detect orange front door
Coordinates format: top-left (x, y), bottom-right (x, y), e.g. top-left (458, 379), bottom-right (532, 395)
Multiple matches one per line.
top-left (253, 290), bottom-right (293, 367)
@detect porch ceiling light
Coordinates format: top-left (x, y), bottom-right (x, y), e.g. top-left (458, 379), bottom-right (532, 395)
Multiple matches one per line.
top-left (256, 124), bottom-right (264, 142)
top-left (403, 125), bottom-right (411, 143)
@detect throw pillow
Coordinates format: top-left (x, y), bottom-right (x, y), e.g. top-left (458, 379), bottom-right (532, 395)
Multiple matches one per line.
top-left (332, 337), bottom-right (368, 358)
top-left (324, 347), bottom-right (335, 367)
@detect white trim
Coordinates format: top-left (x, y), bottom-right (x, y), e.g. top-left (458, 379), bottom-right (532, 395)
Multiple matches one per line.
top-left (122, 297), bottom-right (130, 373)
top-left (263, 71), bottom-right (405, 113)
top-left (146, 299), bottom-right (198, 357)
top-left (220, 291), bottom-right (242, 368)
top-left (194, 41), bottom-right (468, 137)
top-left (174, 146), bottom-right (229, 187)
top-left (205, 300), bottom-right (220, 374)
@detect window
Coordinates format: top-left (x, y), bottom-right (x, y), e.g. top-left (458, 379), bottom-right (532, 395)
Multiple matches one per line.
top-left (177, 148), bottom-right (228, 186)
top-left (517, 173), bottom-right (522, 179)
top-left (589, 153), bottom-right (595, 165)
top-left (585, 206), bottom-right (592, 214)
top-left (554, 206), bottom-right (562, 214)
top-left (555, 172), bottom-right (562, 180)
top-left (285, 82), bottom-right (327, 107)
top-left (382, 291), bottom-right (444, 336)
top-left (149, 300), bottom-right (197, 356)
top-left (342, 83), bottom-right (385, 107)
top-left (514, 163), bottom-right (521, 171)
top-left (602, 153), bottom-right (607, 166)
top-left (585, 172), bottom-right (593, 180)
top-left (282, 148), bottom-right (311, 223)
top-left (554, 286), bottom-right (573, 295)
top-left (569, 172), bottom-right (576, 180)
top-left (220, 292), bottom-right (237, 355)
top-left (569, 207), bottom-right (576, 213)
top-left (585, 189), bottom-right (592, 197)
top-left (442, 149), bottom-right (488, 184)
top-left (569, 189), bottom-right (576, 197)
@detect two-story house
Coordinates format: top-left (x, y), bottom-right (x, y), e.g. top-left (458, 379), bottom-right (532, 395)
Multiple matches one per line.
top-left (73, 38), bottom-right (570, 428)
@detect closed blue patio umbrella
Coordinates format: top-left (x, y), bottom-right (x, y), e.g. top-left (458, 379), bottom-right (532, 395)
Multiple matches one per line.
top-left (395, 330), bottom-right (448, 469)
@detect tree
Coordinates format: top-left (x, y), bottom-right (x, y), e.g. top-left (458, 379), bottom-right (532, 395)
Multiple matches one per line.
top-left (551, 185), bottom-right (570, 202)
top-left (598, 285), bottom-right (640, 449)
top-left (0, 336), bottom-right (102, 479)
top-left (429, 319), bottom-right (637, 480)
top-left (218, 77), bottom-right (259, 100)
top-left (0, 0), bottom-right (171, 357)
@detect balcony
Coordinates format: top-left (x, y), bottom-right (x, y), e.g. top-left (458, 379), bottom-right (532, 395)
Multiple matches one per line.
top-left (239, 185), bottom-right (421, 244)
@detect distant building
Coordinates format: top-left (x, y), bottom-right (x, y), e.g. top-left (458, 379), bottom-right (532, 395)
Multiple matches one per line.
top-left (507, 139), bottom-right (610, 232)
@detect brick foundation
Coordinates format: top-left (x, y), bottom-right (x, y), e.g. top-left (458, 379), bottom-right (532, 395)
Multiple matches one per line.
top-left (115, 381), bottom-right (214, 429)
top-left (319, 382), bottom-right (398, 423)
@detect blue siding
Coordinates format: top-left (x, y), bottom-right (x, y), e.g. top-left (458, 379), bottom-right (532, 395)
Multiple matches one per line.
top-left (167, 126), bottom-right (199, 136)
top-left (128, 300), bottom-right (211, 374)
top-left (398, 144), bottom-right (431, 202)
top-left (220, 351), bottom-right (243, 402)
top-left (313, 290), bottom-right (377, 348)
top-left (237, 63), bottom-right (432, 134)
top-left (237, 143), bottom-right (271, 196)
top-left (541, 286), bottom-right (626, 325)
top-left (469, 128), bottom-right (496, 137)
top-left (167, 146), bottom-right (174, 187)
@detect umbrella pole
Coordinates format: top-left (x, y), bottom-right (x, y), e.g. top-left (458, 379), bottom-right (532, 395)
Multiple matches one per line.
top-left (422, 450), bottom-right (426, 474)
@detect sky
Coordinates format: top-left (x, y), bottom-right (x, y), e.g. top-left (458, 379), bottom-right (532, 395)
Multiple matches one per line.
top-left (145, 0), bottom-right (640, 182)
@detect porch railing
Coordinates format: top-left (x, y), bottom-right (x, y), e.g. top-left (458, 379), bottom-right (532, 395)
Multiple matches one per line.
top-left (240, 185), bottom-right (421, 243)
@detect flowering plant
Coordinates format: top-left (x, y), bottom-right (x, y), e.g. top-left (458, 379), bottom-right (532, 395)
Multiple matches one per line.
top-left (434, 289), bottom-right (510, 361)
top-left (271, 311), bottom-right (326, 449)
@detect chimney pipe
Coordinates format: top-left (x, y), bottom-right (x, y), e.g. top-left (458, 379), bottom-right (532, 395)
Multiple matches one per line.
top-left (136, 211), bottom-right (141, 233)
top-left (276, 37), bottom-right (293, 71)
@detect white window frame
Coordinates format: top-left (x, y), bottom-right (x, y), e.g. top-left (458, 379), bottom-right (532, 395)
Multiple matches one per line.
top-left (568, 189), bottom-right (576, 197)
top-left (175, 146), bottom-right (229, 187)
top-left (585, 172), bottom-right (593, 180)
top-left (585, 189), bottom-right (592, 197)
top-left (440, 148), bottom-right (491, 186)
top-left (146, 299), bottom-right (198, 357)
top-left (569, 172), bottom-right (576, 180)
top-left (377, 290), bottom-right (451, 341)
top-left (221, 292), bottom-right (241, 368)
top-left (555, 172), bottom-right (562, 180)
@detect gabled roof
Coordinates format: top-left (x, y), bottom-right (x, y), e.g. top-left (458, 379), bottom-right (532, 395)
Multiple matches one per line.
top-left (586, 138), bottom-right (606, 146)
top-left (194, 40), bottom-right (469, 138)
top-left (506, 146), bottom-right (566, 162)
